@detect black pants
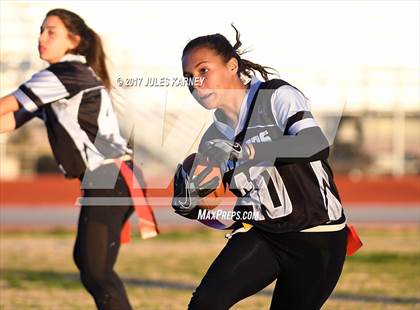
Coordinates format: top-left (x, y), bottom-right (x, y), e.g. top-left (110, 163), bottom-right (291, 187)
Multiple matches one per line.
top-left (73, 162), bottom-right (134, 310)
top-left (189, 227), bottom-right (347, 310)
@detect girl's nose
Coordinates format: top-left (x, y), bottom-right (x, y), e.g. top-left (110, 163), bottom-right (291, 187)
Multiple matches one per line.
top-left (194, 76), bottom-right (204, 89)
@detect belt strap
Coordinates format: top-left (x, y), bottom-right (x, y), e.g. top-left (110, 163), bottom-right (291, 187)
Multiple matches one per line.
top-left (102, 154), bottom-right (132, 166)
top-left (300, 222), bottom-right (346, 232)
top-left (116, 159), bottom-right (159, 243)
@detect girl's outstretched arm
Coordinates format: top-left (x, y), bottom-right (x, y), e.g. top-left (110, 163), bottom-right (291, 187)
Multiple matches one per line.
top-left (0, 112), bottom-right (16, 133)
top-left (0, 95), bottom-right (19, 116)
top-left (0, 95), bottom-right (19, 133)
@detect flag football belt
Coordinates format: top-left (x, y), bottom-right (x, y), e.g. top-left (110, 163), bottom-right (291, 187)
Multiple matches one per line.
top-left (300, 222), bottom-right (346, 232)
top-left (112, 157), bottom-right (159, 243)
top-left (102, 154), bottom-right (132, 165)
top-left (301, 222), bottom-right (363, 256)
top-left (223, 222), bottom-right (362, 256)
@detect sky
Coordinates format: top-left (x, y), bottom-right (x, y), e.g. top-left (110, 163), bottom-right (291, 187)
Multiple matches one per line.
top-left (1, 1), bottom-right (419, 112)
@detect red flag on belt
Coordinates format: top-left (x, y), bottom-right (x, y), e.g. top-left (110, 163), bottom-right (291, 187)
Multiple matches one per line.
top-left (346, 224), bottom-right (363, 256)
top-left (116, 160), bottom-right (159, 243)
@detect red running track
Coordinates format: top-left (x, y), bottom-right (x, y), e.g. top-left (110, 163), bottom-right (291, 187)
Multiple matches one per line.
top-left (1, 175), bottom-right (419, 207)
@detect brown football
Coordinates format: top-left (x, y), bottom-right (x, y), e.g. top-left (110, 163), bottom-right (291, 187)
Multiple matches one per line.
top-left (182, 153), bottom-right (226, 209)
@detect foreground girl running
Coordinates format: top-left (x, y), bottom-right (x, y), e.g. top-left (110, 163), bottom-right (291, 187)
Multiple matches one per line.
top-left (173, 26), bottom-right (348, 309)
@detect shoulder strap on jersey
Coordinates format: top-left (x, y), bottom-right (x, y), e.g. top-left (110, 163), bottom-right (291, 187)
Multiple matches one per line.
top-left (259, 78), bottom-right (291, 90)
top-left (234, 79), bottom-right (290, 145)
top-left (261, 78), bottom-right (307, 98)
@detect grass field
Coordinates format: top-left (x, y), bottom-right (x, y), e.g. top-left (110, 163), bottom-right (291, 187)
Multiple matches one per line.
top-left (0, 225), bottom-right (419, 310)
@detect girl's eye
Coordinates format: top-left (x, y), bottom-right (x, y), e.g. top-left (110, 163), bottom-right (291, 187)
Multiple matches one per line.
top-left (48, 30), bottom-right (55, 36)
top-left (199, 68), bottom-right (208, 75)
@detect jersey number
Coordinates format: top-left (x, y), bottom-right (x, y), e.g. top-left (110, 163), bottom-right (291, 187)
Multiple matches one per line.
top-left (232, 166), bottom-right (293, 220)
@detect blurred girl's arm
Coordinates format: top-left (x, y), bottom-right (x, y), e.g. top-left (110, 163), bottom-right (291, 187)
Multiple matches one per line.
top-left (0, 95), bottom-right (19, 116)
top-left (0, 112), bottom-right (16, 133)
top-left (0, 95), bottom-right (19, 133)
top-left (0, 95), bottom-right (39, 133)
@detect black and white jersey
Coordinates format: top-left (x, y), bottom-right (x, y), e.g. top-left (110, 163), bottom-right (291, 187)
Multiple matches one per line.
top-left (199, 78), bottom-right (345, 233)
top-left (12, 54), bottom-right (130, 179)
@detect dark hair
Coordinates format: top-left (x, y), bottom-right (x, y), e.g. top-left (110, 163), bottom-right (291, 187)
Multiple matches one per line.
top-left (182, 24), bottom-right (276, 81)
top-left (46, 9), bottom-right (111, 89)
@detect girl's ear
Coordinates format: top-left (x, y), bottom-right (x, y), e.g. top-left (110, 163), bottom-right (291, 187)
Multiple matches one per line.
top-left (68, 34), bottom-right (81, 51)
top-left (227, 57), bottom-right (239, 74)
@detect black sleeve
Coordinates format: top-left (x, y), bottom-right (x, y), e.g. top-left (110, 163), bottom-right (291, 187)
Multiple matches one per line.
top-left (13, 106), bottom-right (43, 129)
top-left (252, 126), bottom-right (330, 164)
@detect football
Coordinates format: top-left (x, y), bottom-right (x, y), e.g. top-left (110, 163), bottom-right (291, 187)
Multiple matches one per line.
top-left (182, 152), bottom-right (226, 209)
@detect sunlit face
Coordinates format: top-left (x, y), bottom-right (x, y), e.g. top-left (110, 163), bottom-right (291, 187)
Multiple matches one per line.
top-left (38, 16), bottom-right (79, 64)
top-left (182, 47), bottom-right (240, 110)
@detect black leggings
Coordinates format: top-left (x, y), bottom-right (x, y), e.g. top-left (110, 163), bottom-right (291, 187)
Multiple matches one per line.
top-left (189, 227), bottom-right (347, 310)
top-left (73, 163), bottom-right (134, 310)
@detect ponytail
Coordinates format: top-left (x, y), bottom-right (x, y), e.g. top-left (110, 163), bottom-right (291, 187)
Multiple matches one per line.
top-left (230, 24), bottom-right (276, 81)
top-left (182, 24), bottom-right (277, 82)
